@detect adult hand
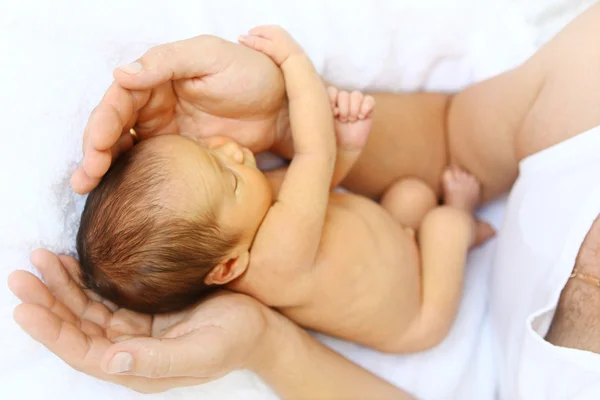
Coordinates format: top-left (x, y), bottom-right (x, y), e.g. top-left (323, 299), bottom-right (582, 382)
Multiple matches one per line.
top-left (8, 250), bottom-right (273, 394)
top-left (73, 34), bottom-right (286, 194)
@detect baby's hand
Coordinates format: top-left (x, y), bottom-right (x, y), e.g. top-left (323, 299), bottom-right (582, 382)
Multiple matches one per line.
top-left (328, 87), bottom-right (375, 151)
top-left (239, 25), bottom-right (304, 67)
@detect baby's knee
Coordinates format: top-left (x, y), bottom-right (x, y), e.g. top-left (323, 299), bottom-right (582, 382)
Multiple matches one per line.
top-left (381, 178), bottom-right (438, 229)
top-left (383, 178), bottom-right (437, 206)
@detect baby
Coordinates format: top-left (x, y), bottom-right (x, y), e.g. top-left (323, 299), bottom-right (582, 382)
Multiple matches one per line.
top-left (77, 26), bottom-right (493, 352)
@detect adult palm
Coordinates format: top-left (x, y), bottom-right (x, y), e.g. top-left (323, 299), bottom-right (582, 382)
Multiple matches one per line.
top-left (73, 35), bottom-right (285, 194)
top-left (8, 249), bottom-right (268, 394)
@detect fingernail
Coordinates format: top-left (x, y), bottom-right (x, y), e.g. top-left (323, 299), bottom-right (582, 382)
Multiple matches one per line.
top-left (107, 352), bottom-right (133, 373)
top-left (119, 62), bottom-right (143, 74)
top-left (358, 113), bottom-right (365, 119)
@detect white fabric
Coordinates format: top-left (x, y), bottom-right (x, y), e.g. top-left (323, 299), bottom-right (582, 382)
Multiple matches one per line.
top-left (492, 126), bottom-right (600, 400)
top-left (0, 0), bottom-right (595, 399)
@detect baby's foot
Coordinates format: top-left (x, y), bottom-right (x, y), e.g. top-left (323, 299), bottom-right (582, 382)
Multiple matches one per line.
top-left (328, 86), bottom-right (375, 151)
top-left (473, 220), bottom-right (496, 247)
top-left (442, 166), bottom-right (481, 213)
top-left (443, 166), bottom-right (495, 246)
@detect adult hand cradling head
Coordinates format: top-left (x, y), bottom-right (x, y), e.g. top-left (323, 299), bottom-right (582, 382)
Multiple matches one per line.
top-left (72, 34), bottom-right (286, 195)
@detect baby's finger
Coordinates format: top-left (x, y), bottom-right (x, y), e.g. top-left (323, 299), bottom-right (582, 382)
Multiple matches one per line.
top-left (359, 95), bottom-right (376, 119)
top-left (248, 25), bottom-right (284, 39)
top-left (337, 91), bottom-right (350, 122)
top-left (327, 86), bottom-right (338, 109)
top-left (349, 91), bottom-right (363, 122)
top-left (238, 35), bottom-right (280, 63)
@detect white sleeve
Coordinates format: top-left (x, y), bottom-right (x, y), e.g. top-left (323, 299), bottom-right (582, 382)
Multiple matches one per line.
top-left (517, 307), bottom-right (600, 400)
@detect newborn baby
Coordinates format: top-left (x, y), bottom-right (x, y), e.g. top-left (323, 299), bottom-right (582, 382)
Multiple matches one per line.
top-left (78, 26), bottom-right (492, 352)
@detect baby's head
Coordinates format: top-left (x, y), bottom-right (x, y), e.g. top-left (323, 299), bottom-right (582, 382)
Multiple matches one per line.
top-left (77, 135), bottom-right (272, 313)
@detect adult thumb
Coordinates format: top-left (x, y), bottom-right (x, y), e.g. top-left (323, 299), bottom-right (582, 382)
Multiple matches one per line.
top-left (102, 336), bottom-right (203, 378)
top-left (113, 35), bottom-right (229, 90)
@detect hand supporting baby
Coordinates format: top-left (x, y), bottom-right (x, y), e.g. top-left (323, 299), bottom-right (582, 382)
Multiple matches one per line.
top-left (73, 35), bottom-right (286, 194)
top-left (8, 249), bottom-right (282, 394)
top-left (74, 31), bottom-right (375, 196)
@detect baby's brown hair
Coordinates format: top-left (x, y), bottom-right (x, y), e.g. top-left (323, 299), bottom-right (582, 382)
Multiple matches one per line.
top-left (76, 138), bottom-right (240, 314)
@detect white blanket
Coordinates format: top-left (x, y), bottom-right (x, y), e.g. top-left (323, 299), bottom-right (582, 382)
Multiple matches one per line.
top-left (0, 0), bottom-right (592, 398)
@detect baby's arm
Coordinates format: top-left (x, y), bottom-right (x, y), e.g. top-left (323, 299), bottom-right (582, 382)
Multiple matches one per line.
top-left (264, 88), bottom-right (375, 196)
top-left (239, 26), bottom-right (335, 271)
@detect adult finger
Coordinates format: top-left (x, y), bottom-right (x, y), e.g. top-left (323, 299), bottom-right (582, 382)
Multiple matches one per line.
top-left (13, 303), bottom-right (101, 372)
top-left (56, 254), bottom-right (84, 284)
top-left (14, 304), bottom-right (200, 393)
top-left (31, 250), bottom-right (114, 331)
top-left (31, 249), bottom-right (91, 317)
top-left (113, 35), bottom-right (230, 90)
top-left (101, 332), bottom-right (221, 379)
top-left (85, 83), bottom-right (149, 153)
top-left (71, 168), bottom-right (101, 195)
top-left (81, 148), bottom-right (112, 179)
top-left (74, 84), bottom-right (147, 194)
top-left (7, 270), bottom-right (78, 325)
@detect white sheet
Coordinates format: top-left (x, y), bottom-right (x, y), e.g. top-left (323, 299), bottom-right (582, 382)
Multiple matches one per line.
top-left (0, 0), bottom-right (593, 398)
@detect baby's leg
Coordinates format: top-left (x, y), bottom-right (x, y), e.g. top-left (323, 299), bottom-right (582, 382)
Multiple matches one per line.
top-left (380, 178), bottom-right (438, 230)
top-left (382, 167), bottom-right (493, 352)
top-left (328, 87), bottom-right (375, 188)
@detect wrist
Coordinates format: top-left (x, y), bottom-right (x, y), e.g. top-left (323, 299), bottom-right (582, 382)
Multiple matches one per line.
top-left (245, 305), bottom-right (304, 379)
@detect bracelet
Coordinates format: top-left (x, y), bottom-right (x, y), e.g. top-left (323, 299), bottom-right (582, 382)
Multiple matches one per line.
top-left (569, 267), bottom-right (600, 287)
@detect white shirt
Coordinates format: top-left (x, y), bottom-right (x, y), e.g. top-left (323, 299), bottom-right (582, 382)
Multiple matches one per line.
top-left (491, 126), bottom-right (600, 399)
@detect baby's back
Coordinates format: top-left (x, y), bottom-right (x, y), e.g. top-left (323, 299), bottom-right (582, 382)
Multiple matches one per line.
top-left (279, 193), bottom-right (423, 350)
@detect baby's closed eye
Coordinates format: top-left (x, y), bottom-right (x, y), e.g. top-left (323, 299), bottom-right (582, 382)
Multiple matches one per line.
top-left (229, 170), bottom-right (239, 193)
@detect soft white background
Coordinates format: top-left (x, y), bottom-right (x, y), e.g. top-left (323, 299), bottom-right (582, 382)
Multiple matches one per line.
top-left (0, 0), bottom-right (594, 399)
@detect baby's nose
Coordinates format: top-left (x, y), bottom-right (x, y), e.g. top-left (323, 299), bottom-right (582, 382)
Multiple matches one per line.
top-left (219, 142), bottom-right (245, 164)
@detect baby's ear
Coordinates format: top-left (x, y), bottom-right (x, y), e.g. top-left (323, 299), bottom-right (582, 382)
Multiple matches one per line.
top-left (204, 251), bottom-right (250, 285)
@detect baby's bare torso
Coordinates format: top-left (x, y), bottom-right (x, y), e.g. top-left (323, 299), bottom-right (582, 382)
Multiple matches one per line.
top-left (234, 192), bottom-right (422, 348)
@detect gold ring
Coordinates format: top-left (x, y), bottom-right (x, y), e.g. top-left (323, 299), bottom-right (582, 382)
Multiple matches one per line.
top-left (129, 128), bottom-right (139, 144)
